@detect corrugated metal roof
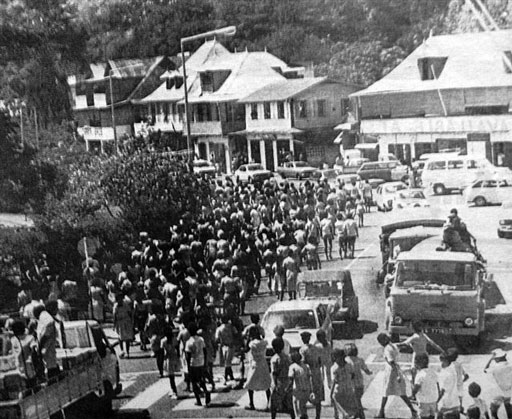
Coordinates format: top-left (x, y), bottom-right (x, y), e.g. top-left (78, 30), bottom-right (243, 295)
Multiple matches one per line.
top-left (109, 57), bottom-right (162, 79)
top-left (239, 77), bottom-right (328, 103)
top-left (352, 30), bottom-right (512, 97)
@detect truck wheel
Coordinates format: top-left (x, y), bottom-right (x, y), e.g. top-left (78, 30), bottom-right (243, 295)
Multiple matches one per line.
top-left (474, 196), bottom-right (487, 207)
top-left (98, 381), bottom-right (114, 415)
top-left (433, 183), bottom-right (446, 195)
top-left (498, 230), bottom-right (504, 238)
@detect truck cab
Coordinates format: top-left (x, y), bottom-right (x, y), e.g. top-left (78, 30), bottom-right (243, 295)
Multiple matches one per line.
top-left (386, 238), bottom-right (488, 344)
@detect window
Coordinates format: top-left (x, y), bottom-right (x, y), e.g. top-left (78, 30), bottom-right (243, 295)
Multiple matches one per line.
top-left (317, 99), bottom-right (326, 117)
top-left (277, 101), bottom-right (285, 119)
top-left (177, 104), bottom-right (184, 122)
top-left (211, 104), bottom-right (219, 121)
top-left (200, 72), bottom-right (214, 92)
top-left (196, 103), bottom-right (212, 122)
top-left (89, 112), bottom-right (101, 127)
top-left (418, 57), bottom-right (448, 80)
top-left (175, 76), bottom-right (183, 89)
top-left (250, 103), bottom-right (258, 120)
top-left (163, 103), bottom-right (169, 122)
top-left (482, 180), bottom-right (498, 188)
top-left (298, 100), bottom-right (307, 118)
top-left (428, 161), bottom-right (446, 170)
top-left (465, 105), bottom-right (508, 115)
top-left (340, 98), bottom-right (350, 117)
top-left (86, 90), bottom-right (94, 107)
top-left (447, 160), bottom-right (464, 169)
top-left (166, 78), bottom-right (175, 90)
top-left (503, 51), bottom-right (512, 73)
top-left (264, 102), bottom-right (271, 119)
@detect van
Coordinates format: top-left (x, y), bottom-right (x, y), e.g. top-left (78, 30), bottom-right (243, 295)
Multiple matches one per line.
top-left (421, 155), bottom-right (510, 195)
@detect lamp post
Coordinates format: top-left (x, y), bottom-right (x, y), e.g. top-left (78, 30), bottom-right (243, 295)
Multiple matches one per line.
top-left (180, 26), bottom-right (236, 162)
top-left (109, 63), bottom-right (145, 154)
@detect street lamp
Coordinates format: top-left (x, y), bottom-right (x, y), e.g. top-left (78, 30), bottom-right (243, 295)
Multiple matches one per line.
top-left (109, 63), bottom-right (145, 154)
top-left (180, 26), bottom-right (236, 162)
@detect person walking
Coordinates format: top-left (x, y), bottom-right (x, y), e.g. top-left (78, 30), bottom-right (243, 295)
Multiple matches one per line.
top-left (299, 331), bottom-right (323, 419)
top-left (344, 214), bottom-right (358, 259)
top-left (330, 348), bottom-right (359, 419)
top-left (376, 332), bottom-right (418, 419)
top-left (161, 327), bottom-right (180, 398)
top-left (146, 302), bottom-right (167, 377)
top-left (244, 327), bottom-right (271, 411)
top-left (270, 337), bottom-right (295, 419)
top-left (113, 293), bottom-right (134, 359)
top-left (185, 322), bottom-right (211, 407)
top-left (345, 343), bottom-right (372, 418)
top-left (315, 329), bottom-right (332, 401)
top-left (288, 351), bottom-right (313, 419)
top-left (215, 314), bottom-right (237, 384)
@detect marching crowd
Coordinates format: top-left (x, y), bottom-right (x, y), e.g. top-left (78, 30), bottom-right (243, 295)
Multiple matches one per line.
top-left (2, 171), bottom-right (508, 419)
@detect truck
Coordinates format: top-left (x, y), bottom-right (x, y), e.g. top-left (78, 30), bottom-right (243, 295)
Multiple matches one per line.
top-left (385, 235), bottom-right (489, 345)
top-left (0, 320), bottom-right (121, 419)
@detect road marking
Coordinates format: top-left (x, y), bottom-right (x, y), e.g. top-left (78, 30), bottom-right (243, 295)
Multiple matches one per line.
top-left (346, 242), bottom-right (377, 270)
top-left (120, 376), bottom-right (182, 411)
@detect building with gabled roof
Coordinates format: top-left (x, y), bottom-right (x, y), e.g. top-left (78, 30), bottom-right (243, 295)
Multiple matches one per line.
top-left (239, 77), bottom-right (360, 169)
top-left (68, 56), bottom-right (173, 152)
top-left (350, 30), bottom-right (512, 167)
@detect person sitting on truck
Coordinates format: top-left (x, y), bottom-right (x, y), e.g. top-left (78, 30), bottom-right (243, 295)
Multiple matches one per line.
top-left (34, 303), bottom-right (60, 380)
top-left (10, 319), bottom-right (38, 388)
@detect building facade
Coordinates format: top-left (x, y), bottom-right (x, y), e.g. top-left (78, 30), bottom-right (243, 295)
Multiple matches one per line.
top-left (68, 57), bottom-right (172, 152)
top-left (350, 30), bottom-right (512, 167)
top-left (240, 78), bottom-right (360, 170)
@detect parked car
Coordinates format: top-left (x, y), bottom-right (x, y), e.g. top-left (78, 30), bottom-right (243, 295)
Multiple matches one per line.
top-left (319, 168), bottom-right (338, 185)
top-left (357, 161), bottom-right (409, 182)
top-left (337, 157), bottom-right (370, 175)
top-left (421, 155), bottom-right (512, 195)
top-left (234, 163), bottom-right (272, 183)
top-left (261, 300), bottom-right (332, 356)
top-left (498, 200), bottom-right (512, 238)
top-left (276, 161), bottom-right (320, 179)
top-left (464, 178), bottom-right (512, 206)
top-left (374, 181), bottom-right (408, 211)
top-left (296, 270), bottom-right (359, 323)
top-left (393, 188), bottom-right (430, 209)
top-left (192, 159), bottom-right (217, 176)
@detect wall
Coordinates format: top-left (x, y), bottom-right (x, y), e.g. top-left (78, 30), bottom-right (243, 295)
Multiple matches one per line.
top-left (244, 101), bottom-right (292, 131)
top-left (293, 82), bottom-right (359, 130)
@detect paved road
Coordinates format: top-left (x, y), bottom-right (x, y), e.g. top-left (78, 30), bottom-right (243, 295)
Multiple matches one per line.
top-left (103, 193), bottom-right (512, 419)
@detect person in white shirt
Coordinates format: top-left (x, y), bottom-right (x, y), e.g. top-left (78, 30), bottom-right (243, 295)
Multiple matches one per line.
top-left (412, 353), bottom-right (438, 419)
top-left (438, 353), bottom-right (459, 419)
top-left (483, 349), bottom-right (512, 419)
top-left (185, 322), bottom-right (210, 407)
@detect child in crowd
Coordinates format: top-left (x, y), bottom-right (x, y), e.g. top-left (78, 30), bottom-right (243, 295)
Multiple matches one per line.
top-left (288, 351), bottom-right (312, 419)
top-left (344, 343), bottom-right (372, 418)
top-left (411, 353), bottom-right (438, 419)
top-left (447, 347), bottom-right (469, 412)
top-left (468, 382), bottom-right (490, 419)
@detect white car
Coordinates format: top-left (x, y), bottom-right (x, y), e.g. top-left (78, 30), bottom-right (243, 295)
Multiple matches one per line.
top-left (374, 181), bottom-right (408, 211)
top-left (192, 159), bottom-right (217, 176)
top-left (260, 300), bottom-right (332, 354)
top-left (234, 163), bottom-right (272, 183)
top-left (393, 188), bottom-right (430, 209)
top-left (464, 178), bottom-right (512, 206)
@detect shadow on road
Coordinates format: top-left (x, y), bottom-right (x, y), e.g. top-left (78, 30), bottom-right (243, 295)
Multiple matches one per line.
top-left (333, 319), bottom-right (378, 340)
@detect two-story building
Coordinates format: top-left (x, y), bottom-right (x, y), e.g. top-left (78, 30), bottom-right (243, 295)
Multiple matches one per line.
top-left (350, 30), bottom-right (512, 167)
top-left (239, 78), bottom-right (360, 170)
top-left (68, 56), bottom-right (172, 152)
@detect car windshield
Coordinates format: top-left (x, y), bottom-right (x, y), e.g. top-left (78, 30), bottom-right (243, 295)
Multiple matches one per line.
top-left (298, 281), bottom-right (341, 298)
top-left (395, 260), bottom-right (475, 289)
top-left (397, 190), bottom-right (425, 199)
top-left (384, 184), bottom-right (407, 193)
top-left (294, 162), bottom-right (308, 167)
top-left (262, 310), bottom-right (316, 331)
top-left (247, 164), bottom-right (264, 171)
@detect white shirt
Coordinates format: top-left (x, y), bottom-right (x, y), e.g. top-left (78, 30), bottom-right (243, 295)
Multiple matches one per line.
top-left (415, 368), bottom-right (438, 403)
top-left (438, 364), bottom-right (459, 409)
top-left (185, 335), bottom-right (205, 367)
top-left (488, 361), bottom-right (512, 395)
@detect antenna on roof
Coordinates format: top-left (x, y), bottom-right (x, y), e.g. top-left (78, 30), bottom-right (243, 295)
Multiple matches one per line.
top-left (429, 29), bottom-right (434, 38)
top-left (245, 46), bottom-right (248, 52)
top-left (264, 46), bottom-right (267, 52)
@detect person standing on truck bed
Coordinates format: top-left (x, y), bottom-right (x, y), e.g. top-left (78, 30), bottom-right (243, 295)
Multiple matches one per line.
top-left (34, 303), bottom-right (60, 380)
